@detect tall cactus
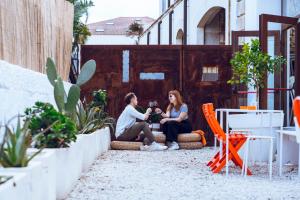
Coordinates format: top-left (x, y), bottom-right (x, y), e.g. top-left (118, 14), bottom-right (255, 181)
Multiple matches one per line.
top-left (46, 58), bottom-right (96, 116)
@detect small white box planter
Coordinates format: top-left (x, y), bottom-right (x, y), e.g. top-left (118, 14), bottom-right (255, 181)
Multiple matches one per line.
top-left (80, 127), bottom-right (111, 172)
top-left (80, 133), bottom-right (98, 172)
top-left (28, 148), bottom-right (56, 200)
top-left (53, 139), bottom-right (83, 200)
top-left (0, 172), bottom-right (30, 200)
top-left (0, 161), bottom-right (43, 200)
top-left (98, 127), bottom-right (111, 155)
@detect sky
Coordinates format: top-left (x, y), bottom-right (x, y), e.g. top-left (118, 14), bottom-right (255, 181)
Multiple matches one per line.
top-left (87, 0), bottom-right (160, 24)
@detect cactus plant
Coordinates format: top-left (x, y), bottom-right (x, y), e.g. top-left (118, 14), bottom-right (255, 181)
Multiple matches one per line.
top-left (46, 57), bottom-right (96, 116)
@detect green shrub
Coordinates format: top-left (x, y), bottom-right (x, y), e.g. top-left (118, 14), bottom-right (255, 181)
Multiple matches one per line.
top-left (25, 102), bottom-right (77, 148)
top-left (89, 89), bottom-right (107, 110)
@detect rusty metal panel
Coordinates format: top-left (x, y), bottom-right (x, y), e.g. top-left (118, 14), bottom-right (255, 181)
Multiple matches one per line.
top-left (182, 46), bottom-right (233, 144)
top-left (81, 45), bottom-right (233, 145)
top-left (80, 45), bottom-right (181, 119)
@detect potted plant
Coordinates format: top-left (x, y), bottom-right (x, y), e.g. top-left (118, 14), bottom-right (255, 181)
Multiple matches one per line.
top-left (75, 100), bottom-right (115, 172)
top-left (228, 39), bottom-right (286, 108)
top-left (0, 117), bottom-right (44, 200)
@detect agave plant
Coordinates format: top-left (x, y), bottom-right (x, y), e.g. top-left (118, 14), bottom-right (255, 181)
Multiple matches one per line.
top-left (76, 101), bottom-right (116, 135)
top-left (0, 117), bottom-right (42, 168)
top-left (46, 57), bottom-right (96, 118)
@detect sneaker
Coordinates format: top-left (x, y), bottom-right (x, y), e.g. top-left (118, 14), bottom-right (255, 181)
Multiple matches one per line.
top-left (167, 141), bottom-right (179, 150)
top-left (140, 142), bottom-right (167, 151)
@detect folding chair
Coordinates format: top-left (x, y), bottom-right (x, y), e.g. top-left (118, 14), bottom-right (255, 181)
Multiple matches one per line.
top-left (202, 103), bottom-right (252, 175)
top-left (294, 97), bottom-right (300, 143)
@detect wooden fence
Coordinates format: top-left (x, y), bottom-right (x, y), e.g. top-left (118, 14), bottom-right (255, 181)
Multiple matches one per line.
top-left (0, 0), bottom-right (74, 80)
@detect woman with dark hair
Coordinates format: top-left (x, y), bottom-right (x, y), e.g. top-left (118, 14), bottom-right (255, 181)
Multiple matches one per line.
top-left (155, 90), bottom-right (192, 150)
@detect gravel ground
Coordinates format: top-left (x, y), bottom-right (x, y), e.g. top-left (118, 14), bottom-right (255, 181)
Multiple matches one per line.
top-left (67, 148), bottom-right (300, 200)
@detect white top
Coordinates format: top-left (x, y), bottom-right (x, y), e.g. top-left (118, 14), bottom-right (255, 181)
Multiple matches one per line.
top-left (115, 105), bottom-right (146, 137)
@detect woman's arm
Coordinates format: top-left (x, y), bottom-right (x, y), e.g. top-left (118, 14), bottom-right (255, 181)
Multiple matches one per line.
top-left (161, 110), bottom-right (170, 118)
top-left (155, 108), bottom-right (170, 118)
top-left (160, 112), bottom-right (187, 123)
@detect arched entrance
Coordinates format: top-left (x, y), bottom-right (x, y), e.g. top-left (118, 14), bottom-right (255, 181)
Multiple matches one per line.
top-left (197, 7), bottom-right (225, 45)
top-left (176, 29), bottom-right (184, 45)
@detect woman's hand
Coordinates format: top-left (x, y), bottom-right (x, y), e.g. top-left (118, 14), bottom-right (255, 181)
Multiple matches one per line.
top-left (160, 118), bottom-right (168, 124)
top-left (155, 108), bottom-right (162, 114)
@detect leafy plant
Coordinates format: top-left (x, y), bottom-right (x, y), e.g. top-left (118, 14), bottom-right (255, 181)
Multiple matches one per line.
top-left (77, 101), bottom-right (116, 134)
top-left (228, 39), bottom-right (286, 106)
top-left (66, 0), bottom-right (94, 50)
top-left (46, 57), bottom-right (96, 118)
top-left (126, 21), bottom-right (144, 45)
top-left (0, 117), bottom-right (42, 168)
top-left (25, 102), bottom-right (77, 148)
top-left (89, 89), bottom-right (107, 110)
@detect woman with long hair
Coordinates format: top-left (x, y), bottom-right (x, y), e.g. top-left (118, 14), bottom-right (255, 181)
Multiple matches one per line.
top-left (155, 90), bottom-right (192, 150)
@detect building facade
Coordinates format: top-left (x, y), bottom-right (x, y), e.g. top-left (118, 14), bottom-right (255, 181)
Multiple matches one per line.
top-left (140, 0), bottom-right (299, 45)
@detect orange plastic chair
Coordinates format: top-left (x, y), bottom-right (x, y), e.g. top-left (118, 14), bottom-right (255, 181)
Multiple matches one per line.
top-left (294, 97), bottom-right (300, 126)
top-left (202, 103), bottom-right (252, 175)
top-left (240, 106), bottom-right (257, 110)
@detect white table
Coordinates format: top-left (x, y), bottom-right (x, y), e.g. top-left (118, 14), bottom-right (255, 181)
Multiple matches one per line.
top-left (276, 126), bottom-right (300, 176)
top-left (215, 108), bottom-right (284, 176)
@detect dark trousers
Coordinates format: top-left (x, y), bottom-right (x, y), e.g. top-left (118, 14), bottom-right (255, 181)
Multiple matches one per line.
top-left (117, 122), bottom-right (155, 144)
top-left (162, 120), bottom-right (192, 142)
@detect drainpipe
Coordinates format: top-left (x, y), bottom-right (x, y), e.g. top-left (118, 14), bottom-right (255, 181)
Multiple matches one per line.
top-left (228, 0), bottom-right (231, 44)
top-left (183, 0), bottom-right (188, 45)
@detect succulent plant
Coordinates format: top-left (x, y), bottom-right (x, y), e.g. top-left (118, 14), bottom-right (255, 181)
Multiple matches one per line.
top-left (46, 57), bottom-right (96, 117)
top-left (76, 101), bottom-right (115, 135)
top-left (0, 117), bottom-right (43, 168)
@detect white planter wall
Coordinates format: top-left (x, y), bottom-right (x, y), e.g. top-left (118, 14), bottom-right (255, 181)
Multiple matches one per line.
top-left (0, 173), bottom-right (30, 200)
top-left (55, 127), bottom-right (111, 200)
top-left (0, 162), bottom-right (43, 200)
top-left (54, 141), bottom-right (83, 200)
top-left (28, 149), bottom-right (56, 200)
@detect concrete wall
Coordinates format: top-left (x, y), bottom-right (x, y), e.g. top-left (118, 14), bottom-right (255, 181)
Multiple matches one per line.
top-left (0, 60), bottom-right (71, 125)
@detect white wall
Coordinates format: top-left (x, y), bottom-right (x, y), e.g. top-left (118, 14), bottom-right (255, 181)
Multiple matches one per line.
top-left (86, 35), bottom-right (136, 45)
top-left (284, 0), bottom-right (300, 17)
top-left (0, 60), bottom-right (71, 126)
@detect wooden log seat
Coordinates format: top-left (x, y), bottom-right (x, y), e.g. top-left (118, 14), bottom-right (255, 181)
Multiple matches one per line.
top-left (111, 131), bottom-right (205, 150)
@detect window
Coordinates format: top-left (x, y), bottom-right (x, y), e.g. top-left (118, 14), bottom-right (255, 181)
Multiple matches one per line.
top-left (140, 73), bottom-right (165, 80)
top-left (122, 50), bottom-right (130, 82)
top-left (95, 29), bottom-right (104, 32)
top-left (147, 32), bottom-right (151, 45)
top-left (201, 66), bottom-right (219, 81)
top-left (158, 21), bottom-right (162, 45)
top-left (169, 11), bottom-right (174, 44)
